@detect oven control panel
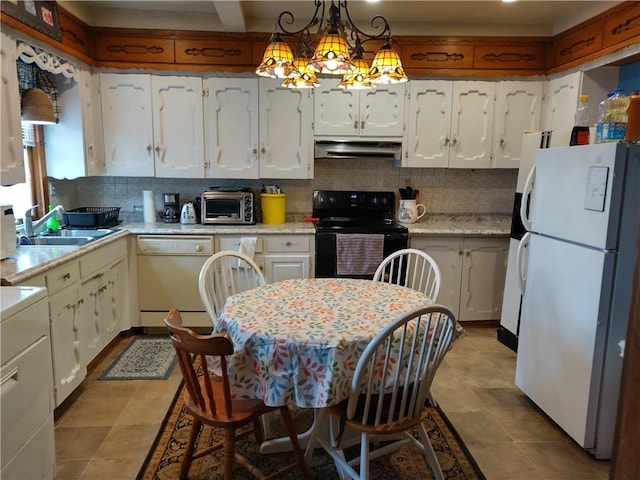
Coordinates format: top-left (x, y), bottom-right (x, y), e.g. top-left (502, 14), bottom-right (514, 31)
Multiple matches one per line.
top-left (313, 190), bottom-right (395, 218)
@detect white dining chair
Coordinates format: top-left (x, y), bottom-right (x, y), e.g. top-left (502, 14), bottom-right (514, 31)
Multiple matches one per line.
top-left (198, 250), bottom-right (273, 436)
top-left (304, 304), bottom-right (456, 480)
top-left (373, 248), bottom-right (441, 301)
top-left (198, 250), bottom-right (266, 327)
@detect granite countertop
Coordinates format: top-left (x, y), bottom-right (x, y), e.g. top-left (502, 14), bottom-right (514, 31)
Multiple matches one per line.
top-left (406, 214), bottom-right (512, 235)
top-left (0, 216), bottom-right (511, 285)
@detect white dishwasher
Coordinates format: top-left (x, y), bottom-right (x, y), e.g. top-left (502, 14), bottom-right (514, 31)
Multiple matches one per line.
top-left (137, 235), bottom-right (214, 328)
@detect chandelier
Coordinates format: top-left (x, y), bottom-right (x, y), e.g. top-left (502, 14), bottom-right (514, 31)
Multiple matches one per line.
top-left (255, 0), bottom-right (408, 89)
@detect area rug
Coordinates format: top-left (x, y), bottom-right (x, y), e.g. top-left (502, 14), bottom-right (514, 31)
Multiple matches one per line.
top-left (99, 337), bottom-right (177, 380)
top-left (137, 381), bottom-right (485, 480)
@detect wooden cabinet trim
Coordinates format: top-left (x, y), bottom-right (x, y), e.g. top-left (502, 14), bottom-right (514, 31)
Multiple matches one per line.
top-left (1, 2), bottom-right (637, 77)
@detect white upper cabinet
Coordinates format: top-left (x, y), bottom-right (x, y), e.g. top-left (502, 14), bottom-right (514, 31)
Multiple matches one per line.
top-left (100, 73), bottom-right (204, 177)
top-left (204, 77), bottom-right (260, 179)
top-left (404, 80), bottom-right (495, 168)
top-left (100, 73), bottom-right (155, 176)
top-left (492, 81), bottom-right (543, 168)
top-left (152, 76), bottom-right (204, 178)
top-left (314, 78), bottom-right (405, 137)
top-left (540, 71), bottom-right (581, 131)
top-left (403, 80), bottom-right (452, 168)
top-left (45, 69), bottom-right (105, 178)
top-left (0, 32), bottom-right (25, 185)
top-left (449, 81), bottom-right (495, 168)
top-left (541, 68), bottom-right (620, 132)
top-left (258, 78), bottom-right (313, 179)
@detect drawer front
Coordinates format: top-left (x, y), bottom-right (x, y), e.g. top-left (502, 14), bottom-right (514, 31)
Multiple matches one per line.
top-left (217, 236), bottom-right (264, 253)
top-left (137, 235), bottom-right (214, 255)
top-left (0, 337), bottom-right (53, 467)
top-left (45, 261), bottom-right (80, 295)
top-left (0, 296), bottom-right (48, 365)
top-left (264, 235), bottom-right (312, 253)
top-left (79, 238), bottom-right (127, 278)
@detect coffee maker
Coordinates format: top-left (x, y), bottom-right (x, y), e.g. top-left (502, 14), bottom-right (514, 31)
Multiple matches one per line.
top-left (162, 193), bottom-right (180, 223)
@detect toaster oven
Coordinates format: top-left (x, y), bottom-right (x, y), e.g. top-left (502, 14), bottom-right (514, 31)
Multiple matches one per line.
top-left (201, 191), bottom-right (254, 224)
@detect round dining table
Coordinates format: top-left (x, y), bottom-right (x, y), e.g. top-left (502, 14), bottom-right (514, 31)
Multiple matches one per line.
top-left (215, 277), bottom-right (435, 409)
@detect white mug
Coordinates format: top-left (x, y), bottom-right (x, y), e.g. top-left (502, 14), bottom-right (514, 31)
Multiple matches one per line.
top-left (397, 199), bottom-right (426, 224)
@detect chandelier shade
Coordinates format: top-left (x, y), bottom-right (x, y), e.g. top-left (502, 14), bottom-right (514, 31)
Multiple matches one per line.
top-left (281, 57), bottom-right (321, 89)
top-left (308, 30), bottom-right (353, 75)
top-left (338, 57), bottom-right (375, 89)
top-left (256, 0), bottom-right (408, 89)
top-left (368, 42), bottom-right (408, 84)
top-left (255, 33), bottom-right (295, 79)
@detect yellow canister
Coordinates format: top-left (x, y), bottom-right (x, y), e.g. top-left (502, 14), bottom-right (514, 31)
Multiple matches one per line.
top-left (260, 193), bottom-right (287, 224)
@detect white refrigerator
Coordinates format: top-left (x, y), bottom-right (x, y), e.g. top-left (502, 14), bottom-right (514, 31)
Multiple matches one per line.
top-left (498, 130), bottom-right (572, 352)
top-left (514, 142), bottom-right (639, 459)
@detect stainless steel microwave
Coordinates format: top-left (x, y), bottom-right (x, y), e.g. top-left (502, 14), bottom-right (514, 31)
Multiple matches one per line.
top-left (201, 191), bottom-right (254, 224)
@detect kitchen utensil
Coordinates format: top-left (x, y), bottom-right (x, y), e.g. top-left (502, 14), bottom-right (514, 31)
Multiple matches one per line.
top-left (180, 202), bottom-right (197, 224)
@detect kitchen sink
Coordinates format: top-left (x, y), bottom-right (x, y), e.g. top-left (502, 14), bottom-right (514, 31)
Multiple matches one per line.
top-left (27, 228), bottom-right (118, 246)
top-left (29, 236), bottom-right (95, 246)
top-left (43, 228), bottom-right (117, 238)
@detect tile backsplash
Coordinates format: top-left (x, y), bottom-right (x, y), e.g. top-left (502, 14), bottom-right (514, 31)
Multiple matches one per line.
top-left (49, 159), bottom-right (517, 222)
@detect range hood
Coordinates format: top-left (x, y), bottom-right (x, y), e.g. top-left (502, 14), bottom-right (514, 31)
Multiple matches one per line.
top-left (314, 140), bottom-right (402, 161)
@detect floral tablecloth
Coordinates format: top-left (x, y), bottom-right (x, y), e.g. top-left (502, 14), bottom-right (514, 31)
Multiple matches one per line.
top-left (215, 278), bottom-right (435, 408)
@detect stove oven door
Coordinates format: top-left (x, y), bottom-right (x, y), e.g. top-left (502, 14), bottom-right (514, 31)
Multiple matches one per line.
top-left (315, 232), bottom-right (409, 279)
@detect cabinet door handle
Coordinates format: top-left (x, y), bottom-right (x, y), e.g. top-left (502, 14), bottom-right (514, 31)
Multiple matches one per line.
top-left (354, 120), bottom-right (358, 130)
top-left (499, 137), bottom-right (506, 150)
top-left (63, 272), bottom-right (71, 281)
top-left (360, 120), bottom-right (365, 130)
top-left (285, 241), bottom-right (293, 246)
top-left (458, 250), bottom-right (463, 256)
top-left (146, 144), bottom-right (153, 153)
top-left (451, 137), bottom-right (458, 147)
top-left (444, 136), bottom-right (450, 147)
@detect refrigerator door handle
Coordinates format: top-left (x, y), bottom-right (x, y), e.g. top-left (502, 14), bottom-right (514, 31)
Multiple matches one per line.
top-left (520, 165), bottom-right (535, 231)
top-left (517, 232), bottom-right (531, 294)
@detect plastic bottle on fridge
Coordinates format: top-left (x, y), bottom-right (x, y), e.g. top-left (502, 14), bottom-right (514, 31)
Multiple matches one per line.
top-left (625, 89), bottom-right (640, 142)
top-left (596, 88), bottom-right (628, 143)
top-left (570, 94), bottom-right (590, 146)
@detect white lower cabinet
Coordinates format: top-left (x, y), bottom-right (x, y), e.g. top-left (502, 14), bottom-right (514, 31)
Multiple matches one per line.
top-left (411, 236), bottom-right (509, 321)
top-left (1, 286), bottom-right (55, 480)
top-left (216, 234), bottom-right (315, 283)
top-left (78, 239), bottom-right (128, 363)
top-left (15, 239), bottom-right (129, 407)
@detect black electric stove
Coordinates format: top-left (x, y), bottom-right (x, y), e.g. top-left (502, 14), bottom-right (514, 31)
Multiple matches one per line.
top-left (313, 190), bottom-right (408, 278)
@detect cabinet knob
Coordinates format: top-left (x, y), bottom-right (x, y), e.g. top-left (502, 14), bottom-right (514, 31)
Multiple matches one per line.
top-left (360, 120), bottom-right (365, 130)
top-left (146, 145), bottom-right (153, 153)
top-left (195, 244), bottom-right (203, 252)
top-left (451, 137), bottom-right (458, 147)
top-left (285, 241), bottom-right (293, 246)
top-left (444, 136), bottom-right (450, 146)
top-left (458, 250), bottom-right (463, 256)
top-left (354, 120), bottom-right (358, 130)
top-left (63, 272), bottom-right (71, 281)
top-left (500, 138), bottom-right (506, 150)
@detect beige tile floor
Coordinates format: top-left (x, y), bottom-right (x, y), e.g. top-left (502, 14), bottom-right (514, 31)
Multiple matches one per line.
top-left (54, 327), bottom-right (611, 480)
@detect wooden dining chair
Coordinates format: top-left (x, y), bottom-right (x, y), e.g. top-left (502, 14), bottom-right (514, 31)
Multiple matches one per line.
top-left (164, 308), bottom-right (311, 480)
top-left (373, 248), bottom-right (442, 301)
top-left (198, 250), bottom-right (266, 327)
top-left (304, 304), bottom-right (456, 480)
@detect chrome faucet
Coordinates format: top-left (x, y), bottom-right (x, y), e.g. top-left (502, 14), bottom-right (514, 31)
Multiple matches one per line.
top-left (24, 205), bottom-right (65, 237)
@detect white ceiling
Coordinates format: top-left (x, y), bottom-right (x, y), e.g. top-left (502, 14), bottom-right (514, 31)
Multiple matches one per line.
top-left (60, 1), bottom-right (622, 37)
